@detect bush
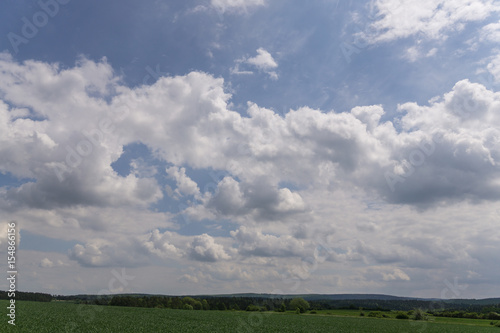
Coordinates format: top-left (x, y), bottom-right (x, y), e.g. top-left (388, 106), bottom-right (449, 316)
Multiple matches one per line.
top-left (359, 312), bottom-right (365, 316)
top-left (367, 311), bottom-right (383, 318)
top-left (464, 312), bottom-right (479, 319)
top-left (289, 298), bottom-right (310, 313)
top-left (487, 312), bottom-right (500, 320)
top-left (310, 311), bottom-right (317, 314)
top-left (396, 312), bottom-right (409, 319)
top-left (246, 304), bottom-right (260, 312)
top-left (182, 304), bottom-right (193, 310)
top-left (275, 303), bottom-right (286, 312)
top-left (413, 309), bottom-right (427, 321)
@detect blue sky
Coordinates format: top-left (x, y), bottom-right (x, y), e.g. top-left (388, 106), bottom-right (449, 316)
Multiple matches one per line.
top-left (1, 0), bottom-right (500, 298)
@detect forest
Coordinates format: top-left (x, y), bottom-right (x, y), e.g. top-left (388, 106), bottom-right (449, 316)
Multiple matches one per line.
top-left (4, 290), bottom-right (500, 321)
top-left (53, 293), bottom-right (500, 320)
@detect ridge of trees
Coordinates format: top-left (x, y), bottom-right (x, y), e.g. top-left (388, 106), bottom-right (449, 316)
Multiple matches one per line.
top-left (5, 289), bottom-right (499, 320)
top-left (0, 290), bottom-right (52, 302)
top-left (57, 293), bottom-right (500, 319)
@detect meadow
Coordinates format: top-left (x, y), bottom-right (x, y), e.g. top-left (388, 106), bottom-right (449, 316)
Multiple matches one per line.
top-left (2, 300), bottom-right (499, 332)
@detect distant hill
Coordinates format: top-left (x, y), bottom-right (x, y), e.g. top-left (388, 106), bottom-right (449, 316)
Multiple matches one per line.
top-left (195, 293), bottom-right (434, 301)
top-left (51, 292), bottom-right (499, 304)
top-left (48, 292), bottom-right (500, 313)
top-left (443, 298), bottom-right (500, 305)
top-left (301, 294), bottom-right (426, 301)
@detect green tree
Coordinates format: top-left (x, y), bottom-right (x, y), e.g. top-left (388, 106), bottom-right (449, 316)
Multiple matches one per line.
top-left (182, 297), bottom-right (196, 306)
top-left (289, 298), bottom-right (310, 313)
top-left (246, 304), bottom-right (260, 311)
top-left (395, 311), bottom-right (409, 319)
top-left (413, 308), bottom-right (427, 321)
top-left (279, 302), bottom-right (286, 312)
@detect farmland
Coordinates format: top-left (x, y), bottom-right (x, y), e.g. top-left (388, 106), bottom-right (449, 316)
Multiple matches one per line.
top-left (2, 300), bottom-right (500, 332)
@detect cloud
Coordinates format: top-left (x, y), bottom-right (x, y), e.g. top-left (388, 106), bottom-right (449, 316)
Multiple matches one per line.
top-left (486, 50), bottom-right (500, 83)
top-left (0, 55), bottom-right (499, 297)
top-left (403, 46), bottom-right (438, 62)
top-left (210, 0), bottom-right (265, 13)
top-left (140, 229), bottom-right (182, 259)
top-left (131, 158), bottom-right (157, 178)
top-left (190, 176), bottom-right (307, 223)
top-left (480, 22), bottom-right (500, 43)
top-left (68, 229), bottom-right (182, 267)
top-left (380, 79), bottom-right (500, 206)
top-left (0, 55), bottom-right (163, 211)
top-left (475, 23), bottom-right (500, 82)
top-left (2, 54), bottom-right (499, 216)
top-left (0, 221), bottom-right (20, 252)
top-left (68, 241), bottom-right (139, 267)
top-left (365, 0), bottom-right (500, 43)
top-left (178, 274), bottom-right (199, 284)
top-left (246, 48), bottom-right (277, 70)
top-left (40, 258), bottom-right (54, 268)
top-left (382, 268), bottom-right (411, 281)
top-left (166, 166), bottom-right (201, 198)
top-left (231, 48), bottom-right (278, 79)
top-left (231, 226), bottom-right (307, 258)
top-left (188, 234), bottom-right (230, 262)
top-left (39, 258), bottom-right (65, 268)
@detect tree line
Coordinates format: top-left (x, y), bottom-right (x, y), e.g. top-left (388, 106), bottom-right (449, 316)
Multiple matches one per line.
top-left (0, 290), bottom-right (52, 302)
top-left (8, 289), bottom-right (499, 318)
top-left (101, 295), bottom-right (309, 312)
top-left (66, 294), bottom-right (500, 319)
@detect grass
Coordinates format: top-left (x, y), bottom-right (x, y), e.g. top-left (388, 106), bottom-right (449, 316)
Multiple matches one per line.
top-left (2, 300), bottom-right (500, 332)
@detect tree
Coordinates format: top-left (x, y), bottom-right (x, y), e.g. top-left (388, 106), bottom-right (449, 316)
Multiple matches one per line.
top-left (246, 304), bottom-right (260, 311)
top-left (395, 312), bottom-right (409, 319)
top-left (182, 297), bottom-right (196, 306)
top-left (413, 308), bottom-right (427, 321)
top-left (289, 298), bottom-right (310, 313)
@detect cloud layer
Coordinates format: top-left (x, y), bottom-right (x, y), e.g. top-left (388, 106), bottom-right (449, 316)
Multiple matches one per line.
top-left (0, 52), bottom-right (499, 297)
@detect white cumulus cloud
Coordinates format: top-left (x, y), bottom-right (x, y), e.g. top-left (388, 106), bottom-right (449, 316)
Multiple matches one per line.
top-left (188, 234), bottom-right (230, 262)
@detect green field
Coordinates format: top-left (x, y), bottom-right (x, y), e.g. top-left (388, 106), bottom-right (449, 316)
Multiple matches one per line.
top-left (2, 300), bottom-right (499, 332)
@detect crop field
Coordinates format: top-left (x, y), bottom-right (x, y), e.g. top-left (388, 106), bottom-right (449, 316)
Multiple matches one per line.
top-left (2, 300), bottom-right (499, 332)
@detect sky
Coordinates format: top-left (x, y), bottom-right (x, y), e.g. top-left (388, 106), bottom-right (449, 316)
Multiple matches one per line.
top-left (0, 0), bottom-right (499, 299)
